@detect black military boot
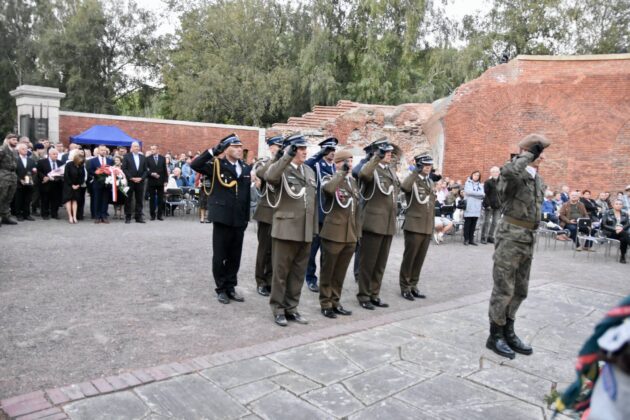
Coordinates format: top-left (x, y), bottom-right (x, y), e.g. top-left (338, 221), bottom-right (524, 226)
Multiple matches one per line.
top-left (486, 322), bottom-right (515, 359)
top-left (504, 318), bottom-right (533, 355)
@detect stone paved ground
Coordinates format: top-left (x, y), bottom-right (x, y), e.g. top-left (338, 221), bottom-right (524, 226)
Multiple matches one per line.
top-left (1, 214), bottom-right (628, 418)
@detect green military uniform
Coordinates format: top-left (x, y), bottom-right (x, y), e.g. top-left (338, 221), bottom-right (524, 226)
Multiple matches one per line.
top-left (399, 168), bottom-right (435, 296)
top-left (487, 133), bottom-right (549, 359)
top-left (0, 141), bottom-right (18, 222)
top-left (319, 168), bottom-right (361, 311)
top-left (357, 154), bottom-right (399, 305)
top-left (264, 151), bottom-right (318, 317)
top-left (252, 157), bottom-right (276, 293)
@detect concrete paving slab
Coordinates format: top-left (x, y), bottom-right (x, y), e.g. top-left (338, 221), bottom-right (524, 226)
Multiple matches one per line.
top-left (345, 325), bottom-right (421, 348)
top-left (200, 357), bottom-right (287, 389)
top-left (269, 372), bottom-right (321, 396)
top-left (393, 311), bottom-right (479, 338)
top-left (227, 379), bottom-right (279, 405)
top-left (439, 400), bottom-right (544, 420)
top-left (396, 374), bottom-right (510, 412)
top-left (348, 397), bottom-right (431, 420)
top-left (329, 336), bottom-right (399, 370)
top-left (502, 347), bottom-right (576, 384)
top-left (532, 323), bottom-right (593, 358)
top-left (467, 363), bottom-right (554, 407)
top-left (134, 374), bottom-right (249, 419)
top-left (390, 360), bottom-right (439, 382)
top-left (64, 391), bottom-right (149, 420)
top-left (269, 342), bottom-right (362, 386)
top-left (248, 390), bottom-right (328, 420)
top-left (303, 383), bottom-right (365, 418)
top-left (342, 365), bottom-right (418, 405)
top-left (533, 283), bottom-right (623, 312)
top-left (401, 337), bottom-right (480, 376)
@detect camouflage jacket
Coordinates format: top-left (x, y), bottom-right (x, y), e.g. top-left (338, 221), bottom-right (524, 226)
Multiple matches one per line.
top-left (0, 143), bottom-right (17, 181)
top-left (498, 151), bottom-right (545, 227)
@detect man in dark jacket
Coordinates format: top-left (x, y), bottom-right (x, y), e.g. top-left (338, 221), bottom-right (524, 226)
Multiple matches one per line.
top-left (122, 141), bottom-right (148, 223)
top-left (480, 166), bottom-right (501, 244)
top-left (191, 134), bottom-right (251, 305)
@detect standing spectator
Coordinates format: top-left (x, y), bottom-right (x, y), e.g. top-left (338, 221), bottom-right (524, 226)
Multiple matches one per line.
top-left (36, 148), bottom-right (63, 220)
top-left (559, 191), bottom-right (590, 250)
top-left (181, 157), bottom-right (195, 186)
top-left (146, 145), bottom-right (168, 221)
top-left (580, 190), bottom-right (599, 221)
top-left (88, 145), bottom-right (113, 224)
top-left (121, 141), bottom-right (147, 224)
top-left (63, 152), bottom-right (87, 224)
top-left (191, 134), bottom-right (251, 305)
top-left (601, 199), bottom-right (629, 263)
top-left (0, 134), bottom-right (19, 225)
top-left (30, 143), bottom-right (47, 216)
top-left (109, 156), bottom-right (126, 220)
top-left (196, 172), bottom-right (211, 223)
top-left (560, 185), bottom-right (570, 203)
top-left (14, 143), bottom-right (37, 221)
top-left (463, 170), bottom-right (484, 245)
top-left (480, 166), bottom-right (501, 244)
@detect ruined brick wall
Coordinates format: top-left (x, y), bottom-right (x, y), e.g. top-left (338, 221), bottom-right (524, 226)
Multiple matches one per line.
top-left (433, 54), bottom-right (630, 193)
top-left (59, 112), bottom-right (263, 162)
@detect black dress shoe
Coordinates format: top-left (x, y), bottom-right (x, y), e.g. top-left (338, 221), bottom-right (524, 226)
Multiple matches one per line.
top-left (25, 216), bottom-right (35, 221)
top-left (227, 291), bottom-right (244, 302)
top-left (257, 286), bottom-right (270, 296)
top-left (463, 240), bottom-right (469, 245)
top-left (285, 312), bottom-right (308, 324)
top-left (469, 241), bottom-right (478, 246)
top-left (411, 290), bottom-right (426, 299)
top-left (157, 216), bottom-right (164, 221)
top-left (401, 291), bottom-right (415, 301)
top-left (150, 216), bottom-right (156, 221)
top-left (217, 292), bottom-right (230, 304)
top-left (620, 255), bottom-right (627, 264)
top-left (307, 283), bottom-right (319, 293)
top-left (136, 218), bottom-right (146, 223)
top-left (42, 216), bottom-right (50, 220)
top-left (2, 216), bottom-right (18, 225)
top-left (17, 216), bottom-right (25, 221)
top-left (487, 238), bottom-right (495, 244)
top-left (274, 314), bottom-right (288, 327)
top-left (333, 306), bottom-right (352, 316)
top-left (480, 238), bottom-right (487, 244)
top-left (321, 308), bottom-right (337, 318)
top-left (370, 298), bottom-right (389, 308)
top-left (360, 301), bottom-right (375, 310)
top-left (125, 219), bottom-right (131, 224)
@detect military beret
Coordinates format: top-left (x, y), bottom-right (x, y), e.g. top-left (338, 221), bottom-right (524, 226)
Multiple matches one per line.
top-left (318, 137), bottom-right (338, 149)
top-left (219, 133), bottom-right (242, 146)
top-left (34, 143), bottom-right (45, 150)
top-left (283, 134), bottom-right (308, 148)
top-left (625, 185), bottom-right (630, 191)
top-left (414, 154), bottom-right (433, 166)
top-left (333, 148), bottom-right (353, 163)
top-left (518, 134), bottom-right (551, 150)
top-left (266, 135), bottom-right (283, 147)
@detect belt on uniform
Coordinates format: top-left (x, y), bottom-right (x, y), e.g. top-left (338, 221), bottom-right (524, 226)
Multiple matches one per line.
top-left (503, 215), bottom-right (537, 230)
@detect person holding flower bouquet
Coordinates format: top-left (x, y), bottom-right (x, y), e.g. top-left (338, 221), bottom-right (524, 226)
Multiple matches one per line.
top-left (88, 145), bottom-right (113, 224)
top-left (110, 156), bottom-right (127, 219)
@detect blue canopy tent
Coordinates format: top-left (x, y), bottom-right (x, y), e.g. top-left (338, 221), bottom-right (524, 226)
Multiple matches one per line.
top-left (69, 125), bottom-right (141, 148)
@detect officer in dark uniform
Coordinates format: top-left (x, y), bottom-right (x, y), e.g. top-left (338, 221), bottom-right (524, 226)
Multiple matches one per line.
top-left (191, 134), bottom-right (252, 305)
top-left (304, 137), bottom-right (338, 292)
top-left (399, 154), bottom-right (435, 301)
top-left (264, 134), bottom-right (318, 327)
top-left (357, 138), bottom-right (399, 310)
top-left (486, 133), bottom-right (550, 359)
top-left (252, 135), bottom-right (283, 296)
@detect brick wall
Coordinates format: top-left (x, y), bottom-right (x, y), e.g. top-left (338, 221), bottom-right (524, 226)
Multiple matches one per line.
top-left (433, 54), bottom-right (630, 193)
top-left (59, 112), bottom-right (263, 162)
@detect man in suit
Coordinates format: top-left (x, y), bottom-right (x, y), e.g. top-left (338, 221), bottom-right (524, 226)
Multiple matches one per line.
top-left (36, 147), bottom-right (63, 219)
top-left (357, 138), bottom-right (399, 310)
top-left (87, 144), bottom-right (113, 224)
top-left (399, 154), bottom-right (435, 301)
top-left (304, 137), bottom-right (338, 293)
top-left (30, 143), bottom-right (47, 216)
top-left (264, 134), bottom-right (318, 327)
top-left (0, 134), bottom-right (19, 225)
top-left (13, 143), bottom-right (38, 221)
top-left (319, 148), bottom-right (359, 318)
top-left (252, 135), bottom-right (283, 297)
top-left (146, 144), bottom-right (168, 221)
top-left (191, 134), bottom-right (251, 304)
top-left (122, 141), bottom-right (147, 223)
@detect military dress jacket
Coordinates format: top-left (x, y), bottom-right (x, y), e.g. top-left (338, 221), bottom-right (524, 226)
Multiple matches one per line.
top-left (252, 157), bottom-right (276, 225)
top-left (191, 150), bottom-right (251, 228)
top-left (320, 171), bottom-right (361, 243)
top-left (400, 169), bottom-right (436, 235)
top-left (264, 153), bottom-right (318, 242)
top-left (359, 155), bottom-right (400, 236)
top-left (497, 151), bottom-right (545, 243)
top-left (305, 153), bottom-right (335, 223)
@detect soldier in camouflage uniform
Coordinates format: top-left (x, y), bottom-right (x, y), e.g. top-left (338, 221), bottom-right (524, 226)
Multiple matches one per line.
top-left (0, 134), bottom-right (19, 225)
top-left (487, 133), bottom-right (550, 359)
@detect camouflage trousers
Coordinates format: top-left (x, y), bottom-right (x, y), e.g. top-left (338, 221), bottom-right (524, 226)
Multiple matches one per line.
top-left (0, 180), bottom-right (17, 218)
top-left (488, 222), bottom-right (534, 325)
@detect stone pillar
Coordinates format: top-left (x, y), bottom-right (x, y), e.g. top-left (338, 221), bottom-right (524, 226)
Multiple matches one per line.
top-left (9, 85), bottom-right (66, 143)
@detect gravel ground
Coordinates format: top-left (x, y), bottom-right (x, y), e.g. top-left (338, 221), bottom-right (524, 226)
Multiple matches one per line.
top-left (1, 210), bottom-right (628, 399)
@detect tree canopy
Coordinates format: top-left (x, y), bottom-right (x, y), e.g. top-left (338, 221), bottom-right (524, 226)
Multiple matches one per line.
top-left (1, 0), bottom-right (628, 133)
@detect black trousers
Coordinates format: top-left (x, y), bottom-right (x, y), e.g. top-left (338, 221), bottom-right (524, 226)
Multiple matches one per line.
top-left (212, 222), bottom-right (246, 294)
top-left (464, 217), bottom-right (479, 243)
top-left (40, 183), bottom-right (62, 217)
top-left (606, 230), bottom-right (629, 257)
top-left (125, 181), bottom-right (145, 219)
top-left (14, 185), bottom-right (33, 218)
top-left (76, 187), bottom-right (86, 220)
top-left (93, 183), bottom-right (110, 219)
top-left (147, 184), bottom-right (164, 218)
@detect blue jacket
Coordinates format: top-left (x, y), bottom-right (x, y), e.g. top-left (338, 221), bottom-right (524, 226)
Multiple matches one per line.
top-left (305, 153), bottom-right (335, 222)
top-left (541, 199), bottom-right (556, 215)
